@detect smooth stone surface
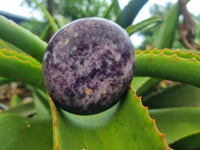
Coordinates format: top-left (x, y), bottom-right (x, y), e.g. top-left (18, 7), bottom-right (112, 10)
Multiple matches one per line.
top-left (43, 17), bottom-right (135, 115)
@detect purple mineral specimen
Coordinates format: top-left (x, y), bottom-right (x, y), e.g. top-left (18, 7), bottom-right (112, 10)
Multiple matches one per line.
top-left (43, 17), bottom-right (135, 115)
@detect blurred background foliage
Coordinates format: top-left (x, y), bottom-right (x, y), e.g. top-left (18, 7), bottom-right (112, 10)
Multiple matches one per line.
top-left (19, 0), bottom-right (200, 49)
top-left (20, 0), bottom-right (120, 39)
top-left (22, 0), bottom-right (119, 20)
top-left (137, 2), bottom-right (200, 50)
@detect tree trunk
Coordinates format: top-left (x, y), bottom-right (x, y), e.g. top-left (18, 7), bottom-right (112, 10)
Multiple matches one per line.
top-left (47, 0), bottom-right (54, 41)
top-left (47, 0), bottom-right (54, 15)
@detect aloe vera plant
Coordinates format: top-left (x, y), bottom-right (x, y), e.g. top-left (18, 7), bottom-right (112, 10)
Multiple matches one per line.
top-left (0, 0), bottom-right (199, 149)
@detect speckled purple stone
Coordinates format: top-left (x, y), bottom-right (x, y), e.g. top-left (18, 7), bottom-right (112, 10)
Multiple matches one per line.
top-left (43, 17), bottom-right (135, 115)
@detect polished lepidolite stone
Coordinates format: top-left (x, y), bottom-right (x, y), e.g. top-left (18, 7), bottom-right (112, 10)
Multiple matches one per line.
top-left (43, 17), bottom-right (135, 115)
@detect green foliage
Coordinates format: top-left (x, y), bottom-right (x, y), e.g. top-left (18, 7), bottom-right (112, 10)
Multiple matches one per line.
top-left (0, 49), bottom-right (44, 89)
top-left (116, 0), bottom-right (148, 28)
top-left (0, 0), bottom-right (200, 149)
top-left (48, 89), bottom-right (168, 150)
top-left (126, 15), bottom-right (162, 36)
top-left (57, 0), bottom-right (110, 20)
top-left (23, 0), bottom-right (113, 20)
top-left (103, 0), bottom-right (118, 19)
top-left (150, 108), bottom-right (200, 145)
top-left (0, 16), bottom-right (47, 62)
top-left (143, 84), bottom-right (200, 108)
top-left (135, 49), bottom-right (200, 87)
top-left (154, 2), bottom-right (180, 49)
top-left (33, 0), bottom-right (59, 33)
top-left (0, 77), bottom-right (11, 85)
top-left (20, 19), bottom-right (46, 36)
top-left (0, 114), bottom-right (52, 150)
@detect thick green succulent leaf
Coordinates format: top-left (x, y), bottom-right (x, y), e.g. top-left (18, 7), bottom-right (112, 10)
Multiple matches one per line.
top-left (131, 77), bottom-right (161, 97)
top-left (0, 113), bottom-right (52, 150)
top-left (131, 77), bottom-right (151, 91)
top-left (176, 48), bottom-right (200, 54)
top-left (143, 84), bottom-right (200, 108)
top-left (116, 0), bottom-right (148, 28)
top-left (0, 15), bottom-right (47, 62)
top-left (135, 49), bottom-right (200, 87)
top-left (3, 102), bottom-right (36, 117)
top-left (154, 2), bottom-right (179, 49)
top-left (0, 49), bottom-right (44, 89)
top-left (33, 89), bottom-right (51, 117)
top-left (170, 132), bottom-right (200, 150)
top-left (154, 0), bottom-right (190, 49)
top-left (149, 108), bottom-right (200, 145)
top-left (0, 39), bottom-right (23, 53)
top-left (48, 89), bottom-right (169, 150)
top-left (126, 15), bottom-right (162, 36)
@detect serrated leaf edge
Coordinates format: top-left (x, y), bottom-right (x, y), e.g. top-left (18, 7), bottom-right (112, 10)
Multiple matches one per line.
top-left (135, 48), bottom-right (200, 62)
top-left (0, 39), bottom-right (11, 50)
top-left (0, 49), bottom-right (42, 70)
top-left (48, 87), bottom-right (171, 150)
top-left (130, 85), bottom-right (172, 150)
top-left (134, 77), bottom-right (151, 91)
top-left (48, 94), bottom-right (60, 150)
